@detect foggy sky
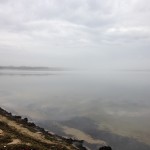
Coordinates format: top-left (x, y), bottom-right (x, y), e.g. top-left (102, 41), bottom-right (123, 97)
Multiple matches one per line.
top-left (0, 0), bottom-right (150, 70)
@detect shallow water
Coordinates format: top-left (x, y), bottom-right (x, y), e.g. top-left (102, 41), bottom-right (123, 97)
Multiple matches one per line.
top-left (0, 70), bottom-right (150, 148)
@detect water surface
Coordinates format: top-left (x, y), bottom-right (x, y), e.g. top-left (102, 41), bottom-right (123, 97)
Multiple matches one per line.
top-left (0, 70), bottom-right (150, 149)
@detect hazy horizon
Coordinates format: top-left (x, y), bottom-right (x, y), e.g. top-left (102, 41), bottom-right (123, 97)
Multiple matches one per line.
top-left (0, 0), bottom-right (150, 71)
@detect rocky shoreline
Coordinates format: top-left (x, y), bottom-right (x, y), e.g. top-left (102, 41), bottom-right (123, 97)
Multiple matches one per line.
top-left (0, 107), bottom-right (111, 150)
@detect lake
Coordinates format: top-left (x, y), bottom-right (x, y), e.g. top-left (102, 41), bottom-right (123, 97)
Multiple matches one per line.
top-left (0, 70), bottom-right (150, 150)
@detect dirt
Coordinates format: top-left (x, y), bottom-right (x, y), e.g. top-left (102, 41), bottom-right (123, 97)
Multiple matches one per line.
top-left (0, 114), bottom-right (79, 150)
top-left (0, 115), bottom-right (53, 144)
top-left (7, 139), bottom-right (21, 145)
top-left (0, 129), bottom-right (4, 136)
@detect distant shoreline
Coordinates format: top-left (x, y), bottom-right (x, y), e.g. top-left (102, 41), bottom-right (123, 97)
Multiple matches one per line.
top-left (0, 66), bottom-right (65, 71)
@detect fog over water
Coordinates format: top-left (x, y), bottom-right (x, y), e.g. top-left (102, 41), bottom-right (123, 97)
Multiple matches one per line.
top-left (0, 0), bottom-right (150, 149)
top-left (0, 70), bottom-right (150, 148)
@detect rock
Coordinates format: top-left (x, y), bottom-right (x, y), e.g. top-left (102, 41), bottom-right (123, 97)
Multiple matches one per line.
top-left (14, 115), bottom-right (22, 120)
top-left (99, 146), bottom-right (112, 150)
top-left (23, 117), bottom-right (28, 123)
top-left (28, 122), bottom-right (36, 127)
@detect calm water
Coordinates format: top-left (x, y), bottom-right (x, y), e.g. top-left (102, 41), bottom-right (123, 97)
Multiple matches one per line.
top-left (0, 70), bottom-right (150, 149)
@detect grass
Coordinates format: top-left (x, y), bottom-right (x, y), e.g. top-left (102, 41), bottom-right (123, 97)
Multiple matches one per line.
top-left (0, 108), bottom-right (77, 150)
top-left (0, 120), bottom-right (74, 150)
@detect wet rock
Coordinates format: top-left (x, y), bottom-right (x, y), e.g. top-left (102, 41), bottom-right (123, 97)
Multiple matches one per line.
top-left (27, 122), bottom-right (36, 127)
top-left (23, 117), bottom-right (28, 123)
top-left (99, 146), bottom-right (112, 150)
top-left (14, 115), bottom-right (21, 120)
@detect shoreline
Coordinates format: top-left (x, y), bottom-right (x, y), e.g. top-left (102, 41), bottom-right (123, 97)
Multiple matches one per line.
top-left (0, 107), bottom-right (88, 150)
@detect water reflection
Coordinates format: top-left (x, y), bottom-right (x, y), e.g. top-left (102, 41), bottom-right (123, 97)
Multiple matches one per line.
top-left (0, 70), bottom-right (150, 149)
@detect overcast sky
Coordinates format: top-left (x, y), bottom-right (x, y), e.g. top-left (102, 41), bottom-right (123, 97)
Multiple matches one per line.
top-left (0, 0), bottom-right (150, 70)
